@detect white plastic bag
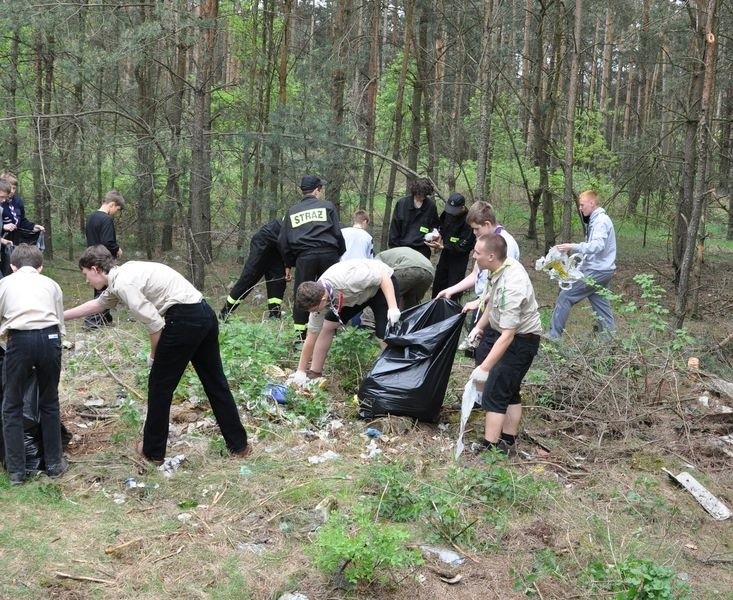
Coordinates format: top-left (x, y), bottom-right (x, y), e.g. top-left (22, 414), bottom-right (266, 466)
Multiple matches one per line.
top-left (535, 247), bottom-right (585, 290)
top-left (454, 381), bottom-right (481, 459)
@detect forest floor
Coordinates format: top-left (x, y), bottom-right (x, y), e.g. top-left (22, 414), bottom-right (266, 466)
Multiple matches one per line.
top-left (0, 245), bottom-right (732, 600)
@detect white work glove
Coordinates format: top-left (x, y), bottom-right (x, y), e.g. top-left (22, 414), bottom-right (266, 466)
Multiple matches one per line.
top-left (286, 370), bottom-right (308, 387)
top-left (470, 366), bottom-right (489, 384)
top-left (467, 326), bottom-right (483, 346)
top-left (147, 355), bottom-right (155, 368)
top-left (387, 308), bottom-right (401, 326)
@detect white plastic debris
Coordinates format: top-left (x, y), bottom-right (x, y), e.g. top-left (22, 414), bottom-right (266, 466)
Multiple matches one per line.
top-left (307, 450), bottom-right (340, 464)
top-left (360, 439), bottom-right (382, 459)
top-left (420, 545), bottom-right (466, 566)
top-left (663, 468), bottom-right (731, 520)
top-left (535, 247), bottom-right (585, 290)
top-left (455, 381), bottom-right (481, 459)
top-left (158, 454), bottom-right (186, 477)
top-left (237, 542), bottom-right (266, 555)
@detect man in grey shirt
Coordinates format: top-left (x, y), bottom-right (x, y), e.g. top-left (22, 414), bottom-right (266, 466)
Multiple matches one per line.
top-left (376, 247), bottom-right (435, 309)
top-left (547, 190), bottom-right (616, 339)
top-left (64, 245), bottom-right (250, 464)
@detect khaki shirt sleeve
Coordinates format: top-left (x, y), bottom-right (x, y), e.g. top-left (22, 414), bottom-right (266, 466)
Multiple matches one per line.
top-left (112, 286), bottom-right (166, 333)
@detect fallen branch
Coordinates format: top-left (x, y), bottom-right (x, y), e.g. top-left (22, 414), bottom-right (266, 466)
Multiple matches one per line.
top-left (94, 348), bottom-right (146, 401)
top-left (105, 533), bottom-right (174, 555)
top-left (151, 545), bottom-right (184, 564)
top-left (54, 571), bottom-right (114, 585)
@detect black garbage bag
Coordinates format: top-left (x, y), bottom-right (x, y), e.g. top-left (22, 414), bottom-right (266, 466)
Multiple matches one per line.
top-left (0, 346), bottom-right (70, 472)
top-left (358, 298), bottom-right (466, 422)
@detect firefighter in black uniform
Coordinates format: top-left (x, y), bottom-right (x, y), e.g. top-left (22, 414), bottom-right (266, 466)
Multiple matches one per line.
top-left (220, 219), bottom-right (287, 321)
top-left (431, 192), bottom-right (475, 302)
top-left (388, 177), bottom-right (440, 260)
top-left (279, 176), bottom-right (346, 339)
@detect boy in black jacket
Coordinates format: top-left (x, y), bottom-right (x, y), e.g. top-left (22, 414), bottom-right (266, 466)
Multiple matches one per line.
top-left (431, 193), bottom-right (475, 301)
top-left (388, 178), bottom-right (440, 260)
top-left (84, 190), bottom-right (125, 328)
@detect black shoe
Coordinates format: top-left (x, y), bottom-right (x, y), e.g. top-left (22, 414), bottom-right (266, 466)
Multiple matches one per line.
top-left (9, 472), bottom-right (25, 486)
top-left (497, 439), bottom-right (517, 457)
top-left (84, 315), bottom-right (108, 330)
top-left (47, 458), bottom-right (69, 478)
top-left (471, 439), bottom-right (513, 456)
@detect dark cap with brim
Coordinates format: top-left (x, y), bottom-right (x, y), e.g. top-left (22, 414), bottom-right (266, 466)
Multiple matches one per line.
top-left (444, 192), bottom-right (466, 215)
top-left (300, 175), bottom-right (326, 192)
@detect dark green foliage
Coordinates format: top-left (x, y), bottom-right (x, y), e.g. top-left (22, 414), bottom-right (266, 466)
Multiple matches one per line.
top-left (327, 327), bottom-right (381, 394)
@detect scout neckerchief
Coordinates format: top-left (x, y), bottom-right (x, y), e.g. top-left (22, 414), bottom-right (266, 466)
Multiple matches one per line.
top-left (478, 259), bottom-right (511, 314)
top-left (320, 281), bottom-right (344, 325)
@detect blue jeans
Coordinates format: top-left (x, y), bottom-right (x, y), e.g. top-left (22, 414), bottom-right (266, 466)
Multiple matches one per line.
top-left (142, 301), bottom-right (247, 460)
top-left (548, 269), bottom-right (615, 339)
top-left (2, 326), bottom-right (63, 477)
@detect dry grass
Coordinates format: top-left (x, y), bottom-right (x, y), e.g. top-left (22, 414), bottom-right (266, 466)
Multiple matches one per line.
top-left (1, 253), bottom-right (732, 599)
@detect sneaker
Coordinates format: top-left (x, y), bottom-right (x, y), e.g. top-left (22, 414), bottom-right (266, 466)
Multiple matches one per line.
top-left (497, 439), bottom-right (518, 457)
top-left (9, 472), bottom-right (25, 486)
top-left (470, 439), bottom-right (517, 457)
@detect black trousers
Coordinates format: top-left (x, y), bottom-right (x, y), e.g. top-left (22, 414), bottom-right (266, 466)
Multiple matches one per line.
top-left (227, 234), bottom-right (286, 313)
top-left (2, 326), bottom-right (63, 477)
top-left (143, 301), bottom-right (247, 461)
top-left (292, 250), bottom-right (340, 331)
top-left (85, 286), bottom-right (113, 326)
top-left (432, 251), bottom-right (471, 302)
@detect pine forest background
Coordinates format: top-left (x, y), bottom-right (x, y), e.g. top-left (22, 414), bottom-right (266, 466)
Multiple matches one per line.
top-left (0, 0), bottom-right (731, 328)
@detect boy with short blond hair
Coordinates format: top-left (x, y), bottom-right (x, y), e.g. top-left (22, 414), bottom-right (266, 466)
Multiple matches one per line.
top-left (340, 209), bottom-right (373, 261)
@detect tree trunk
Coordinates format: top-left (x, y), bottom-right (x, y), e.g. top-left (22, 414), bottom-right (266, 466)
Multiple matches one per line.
top-left (188, 0), bottom-right (219, 287)
top-left (675, 0), bottom-right (719, 328)
top-left (562, 0), bottom-right (582, 242)
top-left (521, 0), bottom-right (533, 148)
top-left (599, 9), bottom-right (614, 132)
top-left (359, 0), bottom-right (380, 213)
top-left (31, 32), bottom-right (54, 259)
top-left (135, 2), bottom-right (158, 259)
top-left (6, 26), bottom-right (20, 173)
top-left (721, 84), bottom-right (732, 240)
top-left (446, 5), bottom-right (466, 194)
top-left (587, 15), bottom-right (599, 111)
top-left (162, 3), bottom-right (190, 253)
top-left (406, 1), bottom-right (426, 184)
top-left (476, 0), bottom-right (495, 202)
top-left (381, 0), bottom-right (414, 249)
top-left (327, 0), bottom-right (352, 221)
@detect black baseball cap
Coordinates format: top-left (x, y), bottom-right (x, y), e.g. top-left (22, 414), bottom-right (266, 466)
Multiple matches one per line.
top-left (300, 175), bottom-right (326, 192)
top-left (444, 192), bottom-right (466, 215)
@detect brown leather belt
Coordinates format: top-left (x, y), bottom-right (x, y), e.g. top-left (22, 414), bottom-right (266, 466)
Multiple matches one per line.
top-left (516, 332), bottom-right (540, 341)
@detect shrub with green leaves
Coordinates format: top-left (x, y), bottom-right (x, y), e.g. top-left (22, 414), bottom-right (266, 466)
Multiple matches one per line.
top-left (310, 508), bottom-right (423, 587)
top-left (287, 386), bottom-right (330, 426)
top-left (327, 327), bottom-right (381, 393)
top-left (586, 557), bottom-right (690, 599)
top-left (171, 320), bottom-right (293, 405)
top-left (368, 462), bottom-right (425, 522)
